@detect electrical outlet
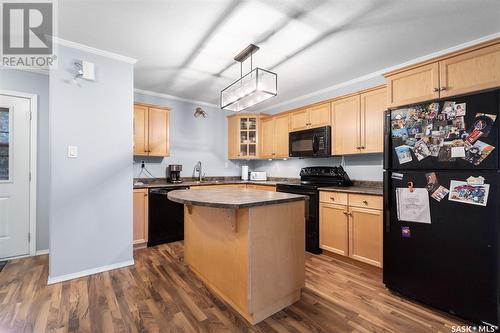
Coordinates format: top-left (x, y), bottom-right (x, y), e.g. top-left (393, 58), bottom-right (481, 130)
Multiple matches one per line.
top-left (141, 160), bottom-right (145, 168)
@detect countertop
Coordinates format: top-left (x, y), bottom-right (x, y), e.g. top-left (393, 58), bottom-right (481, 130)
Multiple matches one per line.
top-left (167, 188), bottom-right (308, 209)
top-left (133, 179), bottom-right (292, 189)
top-left (318, 185), bottom-right (383, 196)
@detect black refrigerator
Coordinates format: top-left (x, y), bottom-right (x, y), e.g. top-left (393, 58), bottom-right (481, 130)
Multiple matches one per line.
top-left (383, 89), bottom-right (500, 326)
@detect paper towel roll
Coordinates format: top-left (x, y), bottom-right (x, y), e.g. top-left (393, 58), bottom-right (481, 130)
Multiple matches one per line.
top-left (241, 165), bottom-right (249, 180)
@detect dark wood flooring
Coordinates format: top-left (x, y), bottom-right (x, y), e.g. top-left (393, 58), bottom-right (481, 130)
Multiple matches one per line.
top-left (0, 242), bottom-right (467, 332)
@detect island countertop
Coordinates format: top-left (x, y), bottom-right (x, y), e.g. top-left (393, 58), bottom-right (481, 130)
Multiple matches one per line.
top-left (168, 188), bottom-right (308, 209)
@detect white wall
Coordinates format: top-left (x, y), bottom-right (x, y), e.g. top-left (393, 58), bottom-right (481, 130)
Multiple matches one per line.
top-left (133, 92), bottom-right (245, 179)
top-left (48, 45), bottom-right (135, 282)
top-left (0, 69), bottom-right (50, 251)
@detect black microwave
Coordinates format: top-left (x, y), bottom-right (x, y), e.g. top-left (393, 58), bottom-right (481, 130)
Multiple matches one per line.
top-left (289, 126), bottom-right (331, 157)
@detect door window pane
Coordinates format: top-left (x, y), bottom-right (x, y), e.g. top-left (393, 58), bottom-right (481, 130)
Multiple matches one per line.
top-left (0, 108), bottom-right (9, 180)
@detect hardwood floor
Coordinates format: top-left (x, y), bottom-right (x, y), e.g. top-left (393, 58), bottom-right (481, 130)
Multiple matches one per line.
top-left (0, 242), bottom-right (466, 332)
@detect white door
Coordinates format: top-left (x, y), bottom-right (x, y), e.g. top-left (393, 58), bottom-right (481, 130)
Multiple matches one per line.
top-left (0, 94), bottom-right (31, 259)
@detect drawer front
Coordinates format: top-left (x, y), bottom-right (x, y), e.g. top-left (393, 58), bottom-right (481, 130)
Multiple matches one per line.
top-left (348, 194), bottom-right (382, 210)
top-left (319, 191), bottom-right (348, 205)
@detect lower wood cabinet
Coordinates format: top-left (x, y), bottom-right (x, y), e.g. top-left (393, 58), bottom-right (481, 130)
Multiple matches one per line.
top-left (246, 184), bottom-right (276, 191)
top-left (319, 203), bottom-right (349, 255)
top-left (133, 189), bottom-right (148, 248)
top-left (319, 191), bottom-right (383, 267)
top-left (348, 206), bottom-right (383, 267)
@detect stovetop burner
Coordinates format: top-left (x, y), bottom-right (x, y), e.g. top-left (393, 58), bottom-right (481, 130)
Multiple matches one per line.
top-left (298, 166), bottom-right (352, 188)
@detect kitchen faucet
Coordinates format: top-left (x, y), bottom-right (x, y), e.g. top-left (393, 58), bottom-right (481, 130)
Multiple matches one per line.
top-left (194, 161), bottom-right (203, 181)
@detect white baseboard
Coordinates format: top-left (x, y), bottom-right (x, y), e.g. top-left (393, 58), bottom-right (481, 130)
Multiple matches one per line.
top-left (35, 249), bottom-right (49, 256)
top-left (47, 259), bottom-right (135, 285)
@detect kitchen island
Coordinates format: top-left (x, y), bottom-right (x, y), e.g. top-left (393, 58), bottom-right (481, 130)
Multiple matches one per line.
top-left (168, 188), bottom-right (307, 324)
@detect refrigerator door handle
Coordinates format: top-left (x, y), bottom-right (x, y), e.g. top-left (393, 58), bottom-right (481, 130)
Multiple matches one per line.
top-left (383, 110), bottom-right (391, 170)
top-left (383, 171), bottom-right (391, 232)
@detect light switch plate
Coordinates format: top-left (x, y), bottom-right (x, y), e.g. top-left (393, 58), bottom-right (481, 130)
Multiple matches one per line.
top-left (68, 146), bottom-right (78, 158)
top-left (82, 61), bottom-right (95, 81)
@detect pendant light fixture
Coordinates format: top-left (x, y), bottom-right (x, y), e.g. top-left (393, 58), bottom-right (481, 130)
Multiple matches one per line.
top-left (220, 44), bottom-right (277, 112)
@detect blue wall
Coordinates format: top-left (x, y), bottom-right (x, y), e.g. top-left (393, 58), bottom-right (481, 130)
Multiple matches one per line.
top-left (0, 69), bottom-right (50, 251)
top-left (134, 92), bottom-right (245, 179)
top-left (48, 45), bottom-right (135, 281)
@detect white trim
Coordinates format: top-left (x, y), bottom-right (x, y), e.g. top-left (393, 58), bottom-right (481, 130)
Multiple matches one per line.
top-left (134, 88), bottom-right (219, 108)
top-left (47, 259), bottom-right (135, 284)
top-left (259, 31), bottom-right (500, 112)
top-left (0, 89), bottom-right (38, 258)
top-left (53, 38), bottom-right (137, 64)
top-left (35, 249), bottom-right (49, 256)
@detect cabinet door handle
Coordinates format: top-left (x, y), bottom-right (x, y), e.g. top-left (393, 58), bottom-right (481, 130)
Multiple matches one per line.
top-left (343, 211), bottom-right (348, 215)
top-left (330, 197), bottom-right (335, 201)
top-left (362, 200), bottom-right (368, 205)
top-left (433, 87), bottom-right (439, 92)
top-left (360, 146), bottom-right (366, 149)
top-left (440, 87), bottom-right (447, 91)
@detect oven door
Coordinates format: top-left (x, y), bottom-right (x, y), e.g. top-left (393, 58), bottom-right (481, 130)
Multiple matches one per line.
top-left (289, 126), bottom-right (331, 157)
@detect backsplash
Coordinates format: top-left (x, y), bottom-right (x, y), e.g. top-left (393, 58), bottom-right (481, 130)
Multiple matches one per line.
top-left (249, 154), bottom-right (383, 181)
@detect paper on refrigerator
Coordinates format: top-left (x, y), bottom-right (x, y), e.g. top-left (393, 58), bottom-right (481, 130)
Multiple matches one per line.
top-left (396, 188), bottom-right (431, 224)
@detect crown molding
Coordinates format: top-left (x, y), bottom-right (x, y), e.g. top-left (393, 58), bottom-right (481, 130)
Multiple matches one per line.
top-left (0, 65), bottom-right (49, 75)
top-left (134, 88), bottom-right (219, 108)
top-left (53, 38), bottom-right (137, 64)
top-left (260, 31), bottom-right (500, 112)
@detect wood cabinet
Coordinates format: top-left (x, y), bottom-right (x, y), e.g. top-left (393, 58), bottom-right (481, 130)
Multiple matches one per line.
top-left (134, 103), bottom-right (170, 157)
top-left (348, 206), bottom-right (383, 267)
top-left (439, 42), bottom-right (500, 98)
top-left (260, 114), bottom-right (290, 159)
top-left (246, 184), bottom-right (276, 191)
top-left (385, 41), bottom-right (500, 108)
top-left (331, 95), bottom-right (361, 155)
top-left (227, 116), bottom-right (239, 159)
top-left (289, 102), bottom-right (330, 131)
top-left (133, 189), bottom-right (148, 248)
top-left (227, 113), bottom-right (267, 159)
top-left (332, 87), bottom-right (386, 155)
top-left (319, 191), bottom-right (382, 267)
top-left (360, 88), bottom-right (386, 153)
top-left (319, 203), bottom-right (349, 255)
top-left (386, 63), bottom-right (440, 108)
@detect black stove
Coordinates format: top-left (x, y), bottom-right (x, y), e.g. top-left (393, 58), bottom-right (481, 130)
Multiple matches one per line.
top-left (276, 166), bottom-right (352, 254)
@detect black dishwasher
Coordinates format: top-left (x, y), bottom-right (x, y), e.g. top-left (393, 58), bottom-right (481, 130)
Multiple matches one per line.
top-left (148, 187), bottom-right (188, 246)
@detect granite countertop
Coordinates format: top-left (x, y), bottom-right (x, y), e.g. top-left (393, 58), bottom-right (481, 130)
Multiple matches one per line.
top-left (167, 188), bottom-right (308, 209)
top-left (133, 178), bottom-right (298, 189)
top-left (318, 182), bottom-right (383, 196)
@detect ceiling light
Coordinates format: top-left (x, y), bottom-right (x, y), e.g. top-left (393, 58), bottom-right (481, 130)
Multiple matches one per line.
top-left (220, 44), bottom-right (277, 112)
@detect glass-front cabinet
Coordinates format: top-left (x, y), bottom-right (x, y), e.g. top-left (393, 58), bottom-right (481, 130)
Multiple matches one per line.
top-left (227, 113), bottom-right (267, 159)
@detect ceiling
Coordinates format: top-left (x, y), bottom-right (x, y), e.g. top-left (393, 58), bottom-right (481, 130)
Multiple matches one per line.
top-left (59, 0), bottom-right (500, 110)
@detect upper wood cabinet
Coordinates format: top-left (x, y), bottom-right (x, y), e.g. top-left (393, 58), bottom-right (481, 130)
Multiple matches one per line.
top-left (289, 102), bottom-right (330, 131)
top-left (386, 63), bottom-right (439, 108)
top-left (260, 117), bottom-right (275, 159)
top-left (332, 86), bottom-right (386, 155)
top-left (385, 41), bottom-right (500, 108)
top-left (260, 114), bottom-right (290, 159)
top-left (133, 103), bottom-right (170, 157)
top-left (331, 95), bottom-right (361, 155)
top-left (439, 42), bottom-right (500, 98)
top-left (227, 116), bottom-right (239, 159)
top-left (360, 87), bottom-right (386, 153)
top-left (227, 113), bottom-right (267, 159)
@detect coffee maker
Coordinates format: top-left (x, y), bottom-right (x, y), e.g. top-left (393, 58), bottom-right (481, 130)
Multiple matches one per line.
top-left (167, 164), bottom-right (182, 183)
